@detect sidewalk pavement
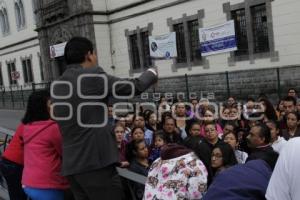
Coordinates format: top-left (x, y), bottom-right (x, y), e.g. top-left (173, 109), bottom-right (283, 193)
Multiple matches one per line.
top-left (0, 185), bottom-right (9, 200)
top-left (0, 109), bottom-right (24, 131)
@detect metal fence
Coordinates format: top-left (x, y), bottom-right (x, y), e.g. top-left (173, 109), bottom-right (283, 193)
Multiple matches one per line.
top-left (0, 66), bottom-right (297, 110)
top-left (0, 82), bottom-right (50, 110)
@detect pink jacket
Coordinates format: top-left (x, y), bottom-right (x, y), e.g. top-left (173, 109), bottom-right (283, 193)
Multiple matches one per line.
top-left (21, 120), bottom-right (69, 189)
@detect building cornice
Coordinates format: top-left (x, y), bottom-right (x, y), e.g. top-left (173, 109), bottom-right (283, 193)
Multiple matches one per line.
top-left (0, 36), bottom-right (38, 51)
top-left (35, 0), bottom-right (194, 30)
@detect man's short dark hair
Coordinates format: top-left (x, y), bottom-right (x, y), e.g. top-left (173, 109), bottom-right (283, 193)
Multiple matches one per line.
top-left (283, 96), bottom-right (296, 106)
top-left (247, 97), bottom-right (255, 102)
top-left (64, 37), bottom-right (94, 65)
top-left (255, 123), bottom-right (271, 144)
top-left (288, 88), bottom-right (297, 93)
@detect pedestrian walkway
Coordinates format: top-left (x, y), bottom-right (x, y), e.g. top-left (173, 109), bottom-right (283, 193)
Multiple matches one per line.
top-left (0, 109), bottom-right (24, 131)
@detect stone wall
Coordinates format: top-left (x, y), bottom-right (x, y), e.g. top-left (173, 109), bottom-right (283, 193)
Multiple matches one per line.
top-left (137, 65), bottom-right (300, 104)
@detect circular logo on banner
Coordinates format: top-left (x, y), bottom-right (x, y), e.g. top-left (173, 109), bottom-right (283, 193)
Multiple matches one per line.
top-left (165, 51), bottom-right (171, 59)
top-left (151, 42), bottom-right (158, 52)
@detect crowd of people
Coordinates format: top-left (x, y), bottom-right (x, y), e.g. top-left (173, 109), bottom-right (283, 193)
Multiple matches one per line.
top-left (108, 88), bottom-right (300, 199)
top-left (0, 36), bottom-right (300, 200)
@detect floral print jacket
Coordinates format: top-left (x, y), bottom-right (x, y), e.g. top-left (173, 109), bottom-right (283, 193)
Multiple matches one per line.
top-left (143, 152), bottom-right (208, 200)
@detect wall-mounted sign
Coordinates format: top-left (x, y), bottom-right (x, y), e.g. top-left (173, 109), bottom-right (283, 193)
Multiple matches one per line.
top-left (199, 20), bottom-right (237, 56)
top-left (50, 42), bottom-right (67, 59)
top-left (149, 32), bottom-right (177, 59)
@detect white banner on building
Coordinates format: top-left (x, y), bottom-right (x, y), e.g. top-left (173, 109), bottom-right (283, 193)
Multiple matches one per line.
top-left (149, 32), bottom-right (177, 59)
top-left (49, 42), bottom-right (67, 58)
top-left (199, 20), bottom-right (237, 56)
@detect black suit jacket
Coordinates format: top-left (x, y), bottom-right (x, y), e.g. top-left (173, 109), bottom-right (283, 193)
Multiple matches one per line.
top-left (52, 64), bottom-right (157, 176)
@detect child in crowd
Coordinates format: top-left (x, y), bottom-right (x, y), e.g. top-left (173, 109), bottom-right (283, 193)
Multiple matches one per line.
top-left (148, 132), bottom-right (167, 163)
top-left (188, 122), bottom-right (201, 137)
top-left (223, 131), bottom-right (248, 164)
top-left (131, 127), bottom-right (145, 141)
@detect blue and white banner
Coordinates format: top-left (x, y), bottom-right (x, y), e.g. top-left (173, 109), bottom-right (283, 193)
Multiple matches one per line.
top-left (199, 20), bottom-right (237, 56)
top-left (149, 32), bottom-right (177, 59)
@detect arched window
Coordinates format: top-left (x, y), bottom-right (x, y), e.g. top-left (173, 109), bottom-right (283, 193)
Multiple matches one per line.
top-left (32, 0), bottom-right (37, 24)
top-left (15, 2), bottom-right (21, 28)
top-left (0, 11), bottom-right (5, 34)
top-left (3, 8), bottom-right (9, 32)
top-left (0, 5), bottom-right (10, 35)
top-left (15, 0), bottom-right (25, 29)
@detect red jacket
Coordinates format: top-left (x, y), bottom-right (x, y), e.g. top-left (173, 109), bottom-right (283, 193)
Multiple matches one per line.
top-left (21, 120), bottom-right (69, 189)
top-left (2, 123), bottom-right (24, 165)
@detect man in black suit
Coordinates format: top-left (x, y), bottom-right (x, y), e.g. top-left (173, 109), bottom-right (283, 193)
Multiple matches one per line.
top-left (51, 37), bottom-right (158, 200)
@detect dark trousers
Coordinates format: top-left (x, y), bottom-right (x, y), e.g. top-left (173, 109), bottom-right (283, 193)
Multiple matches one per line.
top-left (0, 158), bottom-right (27, 200)
top-left (67, 165), bottom-right (124, 200)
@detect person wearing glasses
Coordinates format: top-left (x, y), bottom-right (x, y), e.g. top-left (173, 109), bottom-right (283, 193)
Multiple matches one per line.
top-left (203, 122), bottom-right (225, 153)
top-left (211, 143), bottom-right (237, 178)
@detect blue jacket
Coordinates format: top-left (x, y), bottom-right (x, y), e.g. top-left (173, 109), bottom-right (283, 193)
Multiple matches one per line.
top-left (203, 160), bottom-right (272, 200)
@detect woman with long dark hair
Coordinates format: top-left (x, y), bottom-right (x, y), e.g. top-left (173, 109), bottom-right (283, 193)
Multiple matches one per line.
top-left (13, 90), bottom-right (69, 200)
top-left (259, 98), bottom-right (278, 122)
top-left (211, 143), bottom-right (238, 178)
top-left (126, 139), bottom-right (149, 200)
top-left (0, 90), bottom-right (71, 200)
top-left (282, 112), bottom-right (300, 140)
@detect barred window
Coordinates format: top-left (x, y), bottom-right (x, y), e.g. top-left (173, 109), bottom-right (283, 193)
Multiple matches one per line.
top-left (22, 58), bottom-right (34, 83)
top-left (129, 34), bottom-right (140, 70)
top-left (188, 19), bottom-right (201, 61)
top-left (232, 9), bottom-right (249, 56)
top-left (7, 62), bottom-right (17, 85)
top-left (0, 11), bottom-right (5, 33)
top-left (39, 55), bottom-right (45, 81)
top-left (174, 23), bottom-right (187, 63)
top-left (0, 65), bottom-right (3, 86)
top-left (15, 0), bottom-right (26, 29)
top-left (251, 4), bottom-right (269, 53)
top-left (0, 8), bottom-right (10, 35)
top-left (128, 28), bottom-right (152, 71)
top-left (141, 31), bottom-right (152, 69)
top-left (224, 1), bottom-right (276, 63)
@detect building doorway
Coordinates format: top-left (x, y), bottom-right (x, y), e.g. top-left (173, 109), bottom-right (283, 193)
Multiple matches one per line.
top-left (55, 56), bottom-right (67, 76)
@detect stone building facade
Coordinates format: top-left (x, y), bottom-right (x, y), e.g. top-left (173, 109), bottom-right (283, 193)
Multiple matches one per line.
top-left (1, 0), bottom-right (300, 103)
top-left (0, 0), bottom-right (42, 89)
top-left (34, 0), bottom-right (96, 80)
